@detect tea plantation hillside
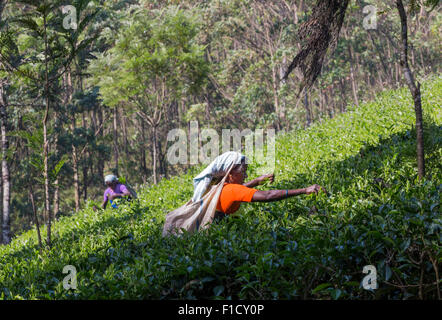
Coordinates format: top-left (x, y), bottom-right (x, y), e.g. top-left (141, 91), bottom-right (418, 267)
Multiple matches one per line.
top-left (1, 78), bottom-right (441, 300)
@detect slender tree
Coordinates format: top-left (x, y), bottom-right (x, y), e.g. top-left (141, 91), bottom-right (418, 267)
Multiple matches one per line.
top-left (0, 78), bottom-right (10, 244)
top-left (0, 0), bottom-right (11, 244)
top-left (395, 0), bottom-right (427, 179)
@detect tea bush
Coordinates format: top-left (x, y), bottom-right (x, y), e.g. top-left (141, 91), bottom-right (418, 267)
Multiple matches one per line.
top-left (0, 78), bottom-right (440, 299)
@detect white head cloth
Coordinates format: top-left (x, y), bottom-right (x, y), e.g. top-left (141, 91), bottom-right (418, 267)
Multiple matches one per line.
top-left (191, 151), bottom-right (245, 202)
top-left (105, 174), bottom-right (118, 183)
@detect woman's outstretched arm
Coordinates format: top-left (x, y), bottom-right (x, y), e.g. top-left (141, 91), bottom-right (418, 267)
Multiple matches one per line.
top-left (251, 184), bottom-right (325, 202)
top-left (243, 173), bottom-right (274, 188)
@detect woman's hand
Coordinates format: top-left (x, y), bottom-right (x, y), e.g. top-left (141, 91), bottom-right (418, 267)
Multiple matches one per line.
top-left (109, 193), bottom-right (121, 201)
top-left (258, 173), bottom-right (274, 184)
top-left (305, 184), bottom-right (327, 195)
top-left (243, 173), bottom-right (274, 188)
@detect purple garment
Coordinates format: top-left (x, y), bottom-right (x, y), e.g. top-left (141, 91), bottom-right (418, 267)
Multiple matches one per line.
top-left (103, 183), bottom-right (129, 202)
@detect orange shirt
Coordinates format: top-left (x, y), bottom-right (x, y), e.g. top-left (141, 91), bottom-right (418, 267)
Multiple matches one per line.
top-left (216, 183), bottom-right (258, 215)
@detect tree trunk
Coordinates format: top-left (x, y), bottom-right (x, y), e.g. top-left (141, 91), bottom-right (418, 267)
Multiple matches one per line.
top-left (157, 133), bottom-right (167, 179)
top-left (43, 90), bottom-right (51, 245)
top-left (91, 109), bottom-right (97, 133)
top-left (140, 118), bottom-right (147, 184)
top-left (271, 65), bottom-right (281, 131)
top-left (279, 55), bottom-right (287, 128)
top-left (113, 106), bottom-right (119, 176)
top-left (396, 0), bottom-right (425, 179)
top-left (82, 116), bottom-right (87, 202)
top-left (97, 106), bottom-right (104, 179)
top-left (348, 45), bottom-right (359, 107)
top-left (122, 115), bottom-right (128, 155)
top-left (72, 122), bottom-right (80, 212)
top-left (0, 81), bottom-right (10, 244)
top-left (53, 178), bottom-right (59, 218)
top-left (29, 186), bottom-right (42, 250)
top-left (67, 68), bottom-right (80, 212)
top-left (53, 110), bottom-right (60, 219)
top-left (319, 85), bottom-right (325, 118)
top-left (152, 125), bottom-right (158, 184)
top-left (43, 14), bottom-right (52, 247)
top-left (324, 88), bottom-right (333, 119)
top-left (339, 79), bottom-right (346, 113)
top-left (83, 160), bottom-right (88, 202)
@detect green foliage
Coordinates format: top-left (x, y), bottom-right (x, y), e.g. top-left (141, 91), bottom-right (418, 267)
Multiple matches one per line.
top-left (0, 78), bottom-right (441, 299)
top-left (4, 0), bottom-right (441, 238)
top-left (89, 6), bottom-right (209, 108)
top-left (9, 128), bottom-right (67, 185)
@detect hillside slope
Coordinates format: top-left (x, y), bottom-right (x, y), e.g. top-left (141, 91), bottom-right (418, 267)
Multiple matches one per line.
top-left (0, 78), bottom-right (441, 300)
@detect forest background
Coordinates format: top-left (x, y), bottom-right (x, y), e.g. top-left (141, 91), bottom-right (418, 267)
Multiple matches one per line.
top-left (0, 0), bottom-right (440, 243)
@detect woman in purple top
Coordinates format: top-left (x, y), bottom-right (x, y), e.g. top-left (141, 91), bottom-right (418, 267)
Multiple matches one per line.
top-left (101, 175), bottom-right (131, 209)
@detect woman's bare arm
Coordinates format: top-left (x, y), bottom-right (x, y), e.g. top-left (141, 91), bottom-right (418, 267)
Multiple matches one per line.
top-left (244, 173), bottom-right (274, 188)
top-left (252, 184), bottom-right (325, 202)
top-left (109, 190), bottom-right (131, 200)
top-left (252, 189), bottom-right (305, 202)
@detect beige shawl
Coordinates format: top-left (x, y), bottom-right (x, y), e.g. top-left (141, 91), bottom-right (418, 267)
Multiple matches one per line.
top-left (162, 161), bottom-right (237, 236)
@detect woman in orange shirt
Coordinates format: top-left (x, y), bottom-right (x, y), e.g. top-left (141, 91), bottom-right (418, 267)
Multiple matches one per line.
top-left (163, 152), bottom-right (326, 235)
top-left (214, 157), bottom-right (325, 220)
